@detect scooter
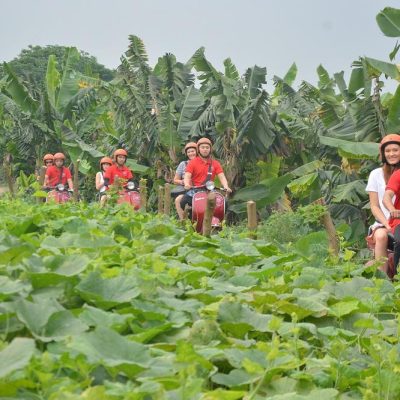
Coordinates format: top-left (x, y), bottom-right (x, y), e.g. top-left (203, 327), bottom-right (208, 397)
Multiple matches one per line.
top-left (189, 181), bottom-right (227, 233)
top-left (46, 184), bottom-right (72, 203)
top-left (117, 181), bottom-right (141, 210)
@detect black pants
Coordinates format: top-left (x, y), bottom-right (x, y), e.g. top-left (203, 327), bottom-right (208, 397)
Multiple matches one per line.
top-left (180, 194), bottom-right (193, 210)
top-left (393, 227), bottom-right (400, 273)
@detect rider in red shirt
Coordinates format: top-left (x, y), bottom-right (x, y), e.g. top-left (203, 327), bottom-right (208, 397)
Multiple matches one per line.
top-left (104, 149), bottom-right (134, 187)
top-left (181, 137), bottom-right (231, 210)
top-left (44, 152), bottom-right (73, 189)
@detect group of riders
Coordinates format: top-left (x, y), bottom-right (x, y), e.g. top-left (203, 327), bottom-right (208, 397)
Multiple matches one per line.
top-left (40, 134), bottom-right (400, 276)
top-left (41, 137), bottom-right (232, 217)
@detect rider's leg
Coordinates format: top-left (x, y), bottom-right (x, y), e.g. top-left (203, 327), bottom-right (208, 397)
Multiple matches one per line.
top-left (374, 228), bottom-right (389, 273)
top-left (175, 194), bottom-right (185, 220)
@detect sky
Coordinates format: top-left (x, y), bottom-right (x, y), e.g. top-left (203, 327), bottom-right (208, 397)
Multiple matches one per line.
top-left (1, 0), bottom-right (399, 90)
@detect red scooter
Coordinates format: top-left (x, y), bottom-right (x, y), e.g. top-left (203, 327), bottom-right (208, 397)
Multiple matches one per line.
top-left (117, 181), bottom-right (141, 210)
top-left (190, 181), bottom-right (226, 233)
top-left (46, 184), bottom-right (72, 203)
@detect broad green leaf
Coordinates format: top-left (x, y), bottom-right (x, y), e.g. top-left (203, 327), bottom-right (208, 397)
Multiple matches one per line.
top-left (233, 174), bottom-right (293, 209)
top-left (218, 302), bottom-right (272, 334)
top-left (211, 368), bottom-right (260, 387)
top-left (125, 158), bottom-right (150, 174)
top-left (319, 135), bottom-right (379, 159)
top-left (177, 85), bottom-right (204, 139)
top-left (201, 389), bottom-right (246, 400)
top-left (79, 305), bottom-right (130, 331)
top-left (76, 271), bottom-right (140, 309)
top-left (387, 84), bottom-right (400, 132)
top-left (329, 300), bottom-right (360, 318)
top-left (331, 180), bottom-right (367, 204)
top-left (41, 232), bottom-right (114, 249)
top-left (15, 297), bottom-right (63, 336)
top-left (283, 62), bottom-right (297, 86)
top-left (56, 47), bottom-right (80, 112)
top-left (46, 54), bottom-right (60, 109)
top-left (42, 310), bottom-right (89, 341)
top-left (364, 57), bottom-right (400, 79)
top-left (0, 276), bottom-right (31, 298)
top-left (68, 326), bottom-right (151, 368)
top-left (3, 62), bottom-right (39, 113)
top-left (290, 160), bottom-right (324, 177)
top-left (224, 58), bottom-right (240, 81)
top-left (245, 65), bottom-right (267, 99)
top-left (376, 7), bottom-right (400, 37)
top-left (0, 338), bottom-right (35, 378)
top-left (287, 172), bottom-right (318, 198)
top-left (265, 388), bottom-right (338, 400)
top-left (294, 231), bottom-right (328, 260)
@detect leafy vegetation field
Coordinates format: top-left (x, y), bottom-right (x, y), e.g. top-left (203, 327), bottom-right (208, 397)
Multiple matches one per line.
top-left (0, 199), bottom-right (399, 399)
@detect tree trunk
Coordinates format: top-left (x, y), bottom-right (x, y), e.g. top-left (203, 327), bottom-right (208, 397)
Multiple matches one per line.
top-left (247, 201), bottom-right (257, 239)
top-left (3, 154), bottom-right (15, 198)
top-left (164, 183), bottom-right (171, 215)
top-left (73, 160), bottom-right (80, 202)
top-left (139, 178), bottom-right (147, 211)
top-left (315, 198), bottom-right (339, 256)
top-left (158, 185), bottom-right (164, 214)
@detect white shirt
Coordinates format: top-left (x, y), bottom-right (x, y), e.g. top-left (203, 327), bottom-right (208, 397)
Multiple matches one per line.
top-left (366, 167), bottom-right (394, 228)
top-left (96, 171), bottom-right (106, 193)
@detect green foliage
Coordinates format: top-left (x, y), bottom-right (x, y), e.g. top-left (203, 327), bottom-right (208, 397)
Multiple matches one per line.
top-left (0, 198), bottom-right (399, 398)
top-left (0, 45), bottom-right (115, 86)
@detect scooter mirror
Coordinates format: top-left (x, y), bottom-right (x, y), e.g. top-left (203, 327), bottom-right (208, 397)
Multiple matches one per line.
top-left (127, 181), bottom-right (135, 190)
top-left (205, 181), bottom-right (215, 191)
top-left (57, 184), bottom-right (65, 191)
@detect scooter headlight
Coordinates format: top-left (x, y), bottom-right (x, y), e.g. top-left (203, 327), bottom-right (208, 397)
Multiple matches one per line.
top-left (57, 184), bottom-right (65, 191)
top-left (205, 181), bottom-right (215, 191)
top-left (127, 181), bottom-right (135, 190)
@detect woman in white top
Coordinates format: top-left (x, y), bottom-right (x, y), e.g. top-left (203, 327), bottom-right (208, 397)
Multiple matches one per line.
top-left (366, 134), bottom-right (400, 265)
top-left (96, 157), bottom-right (113, 205)
top-left (173, 142), bottom-right (197, 220)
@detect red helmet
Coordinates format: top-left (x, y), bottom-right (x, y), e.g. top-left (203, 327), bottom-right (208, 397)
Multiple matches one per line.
top-left (43, 154), bottom-right (54, 163)
top-left (184, 142), bottom-right (198, 154)
top-left (53, 152), bottom-right (65, 160)
top-left (380, 134), bottom-right (400, 163)
top-left (197, 137), bottom-right (212, 148)
top-left (100, 157), bottom-right (113, 168)
top-left (113, 149), bottom-right (128, 160)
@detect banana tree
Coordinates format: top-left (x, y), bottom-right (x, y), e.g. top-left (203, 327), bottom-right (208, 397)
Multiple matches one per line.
top-left (0, 47), bottom-right (109, 174)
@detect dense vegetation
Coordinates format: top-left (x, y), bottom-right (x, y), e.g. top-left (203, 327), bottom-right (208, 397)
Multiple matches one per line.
top-left (1, 6), bottom-right (400, 399)
top-left (0, 7), bottom-right (399, 234)
top-left (0, 199), bottom-right (399, 399)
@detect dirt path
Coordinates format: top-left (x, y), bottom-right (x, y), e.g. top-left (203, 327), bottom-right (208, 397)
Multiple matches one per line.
top-left (0, 185), bottom-right (9, 194)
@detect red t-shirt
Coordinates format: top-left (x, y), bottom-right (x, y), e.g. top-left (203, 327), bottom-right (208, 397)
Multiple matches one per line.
top-left (104, 164), bottom-right (133, 185)
top-left (385, 169), bottom-right (400, 229)
top-left (45, 166), bottom-right (72, 187)
top-left (185, 156), bottom-right (223, 187)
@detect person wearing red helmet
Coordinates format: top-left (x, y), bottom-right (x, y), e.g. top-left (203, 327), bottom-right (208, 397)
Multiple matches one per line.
top-left (180, 137), bottom-right (231, 211)
top-left (43, 152), bottom-right (73, 190)
top-left (36, 154), bottom-right (54, 184)
top-left (96, 156), bottom-right (113, 205)
top-left (376, 134), bottom-right (400, 271)
top-left (103, 149), bottom-right (134, 188)
top-left (173, 142), bottom-right (198, 220)
top-left (43, 154), bottom-right (54, 167)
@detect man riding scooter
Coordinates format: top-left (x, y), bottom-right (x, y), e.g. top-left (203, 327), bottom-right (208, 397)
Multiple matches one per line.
top-left (181, 138), bottom-right (232, 229)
